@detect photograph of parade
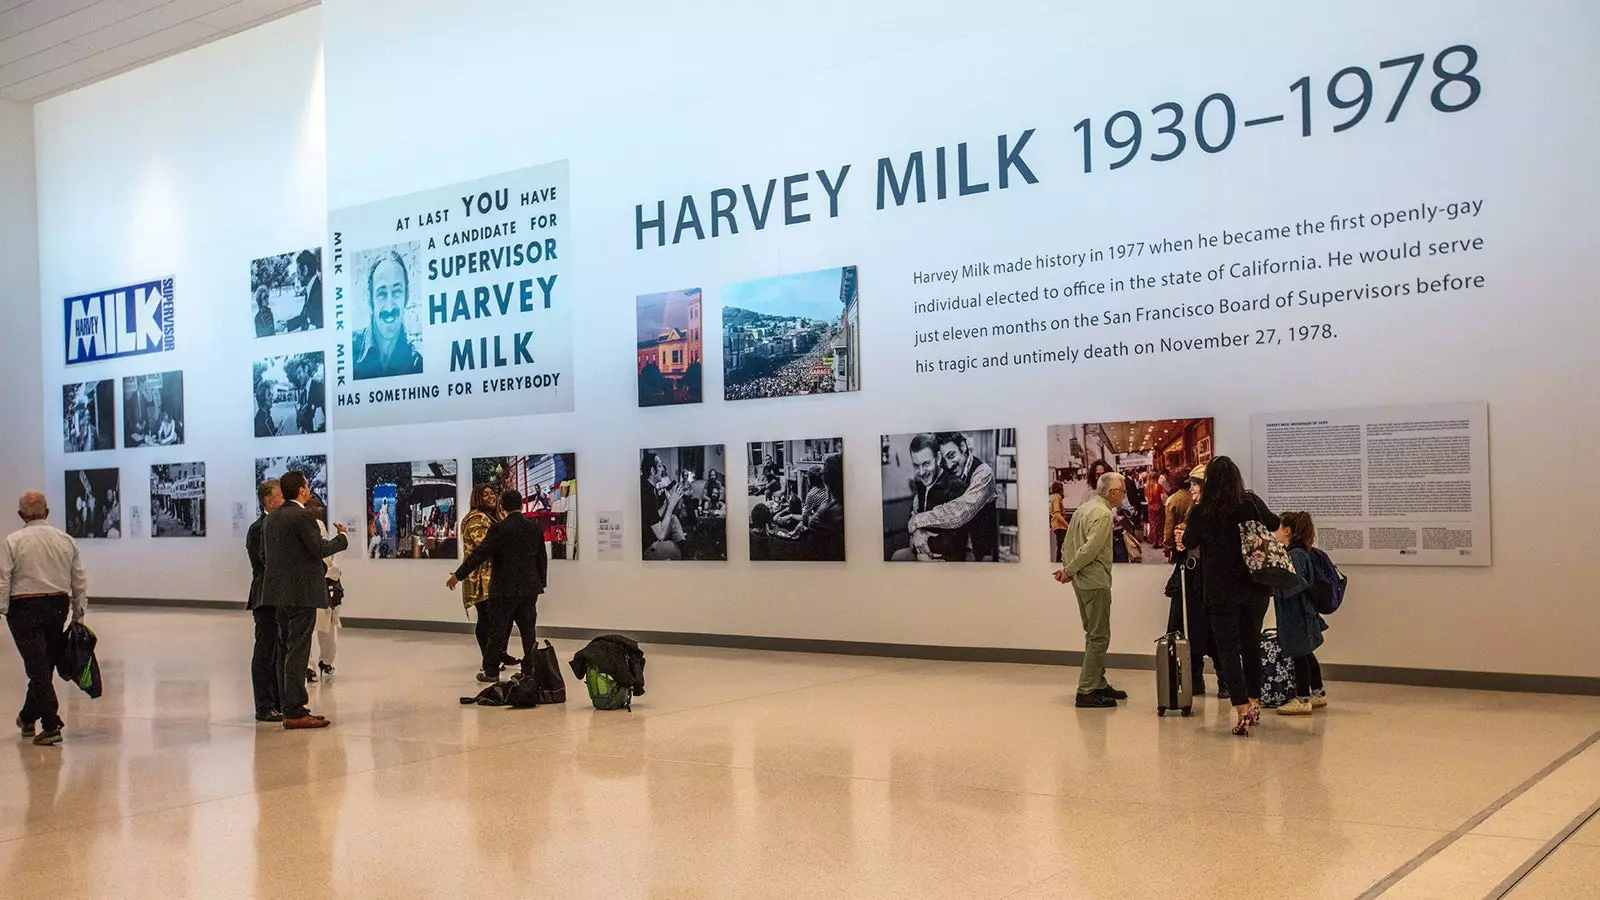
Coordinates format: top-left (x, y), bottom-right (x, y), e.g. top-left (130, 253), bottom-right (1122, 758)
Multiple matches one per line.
top-left (723, 265), bottom-right (860, 401)
top-left (639, 444), bottom-right (727, 561)
top-left (350, 243), bottom-right (424, 380)
top-left (746, 438), bottom-right (845, 561)
top-left (149, 462), bottom-right (206, 538)
top-left (252, 352), bottom-right (326, 437)
top-left (122, 371), bottom-right (184, 448)
top-left (255, 455), bottom-right (328, 519)
top-left (636, 287), bottom-right (704, 407)
top-left (366, 460), bottom-right (458, 559)
top-left (65, 468), bottom-right (120, 539)
top-left (881, 429), bottom-right (1019, 563)
top-left (1047, 418), bottom-right (1215, 565)
top-left (62, 379), bottom-right (115, 452)
top-left (251, 247), bottom-right (323, 336)
top-left (471, 454), bottom-right (578, 560)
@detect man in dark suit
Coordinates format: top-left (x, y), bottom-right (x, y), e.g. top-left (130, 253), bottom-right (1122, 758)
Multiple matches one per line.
top-left (246, 479), bottom-right (286, 722)
top-left (262, 470), bottom-right (348, 729)
top-left (447, 490), bottom-right (547, 681)
top-left (284, 250), bottom-right (322, 332)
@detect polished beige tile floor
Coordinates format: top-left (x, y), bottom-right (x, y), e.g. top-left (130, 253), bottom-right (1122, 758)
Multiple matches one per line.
top-left (0, 609), bottom-right (1596, 899)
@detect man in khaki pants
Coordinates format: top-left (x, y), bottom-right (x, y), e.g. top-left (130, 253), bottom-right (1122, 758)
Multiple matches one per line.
top-left (1054, 472), bottom-right (1128, 708)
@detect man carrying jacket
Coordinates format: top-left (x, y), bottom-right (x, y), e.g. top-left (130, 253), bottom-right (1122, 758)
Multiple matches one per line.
top-left (447, 489), bottom-right (548, 682)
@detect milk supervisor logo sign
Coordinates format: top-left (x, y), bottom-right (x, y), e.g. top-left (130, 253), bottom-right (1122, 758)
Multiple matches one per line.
top-left (64, 278), bottom-right (175, 365)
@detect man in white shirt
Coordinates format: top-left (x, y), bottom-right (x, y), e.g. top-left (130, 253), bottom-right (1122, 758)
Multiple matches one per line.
top-left (0, 492), bottom-right (89, 746)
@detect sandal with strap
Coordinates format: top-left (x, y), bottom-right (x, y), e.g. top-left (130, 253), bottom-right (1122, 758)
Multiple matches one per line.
top-left (1231, 716), bottom-right (1251, 737)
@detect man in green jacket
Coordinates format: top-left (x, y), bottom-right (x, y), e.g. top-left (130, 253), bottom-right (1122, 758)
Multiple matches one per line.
top-left (1054, 472), bottom-right (1128, 708)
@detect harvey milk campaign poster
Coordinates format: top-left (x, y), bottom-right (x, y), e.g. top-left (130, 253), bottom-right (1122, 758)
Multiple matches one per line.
top-left (327, 160), bottom-right (573, 428)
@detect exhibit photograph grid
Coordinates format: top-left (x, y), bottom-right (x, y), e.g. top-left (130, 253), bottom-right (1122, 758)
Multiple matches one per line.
top-left (1047, 418), bottom-right (1214, 565)
top-left (62, 379), bottom-right (115, 452)
top-left (250, 247), bottom-right (322, 336)
top-left (471, 454), bottom-right (578, 560)
top-left (65, 467), bottom-right (120, 539)
top-left (366, 460), bottom-right (458, 560)
top-left (640, 444), bottom-right (726, 561)
top-left (746, 438), bottom-right (845, 561)
top-left (121, 371), bottom-right (184, 448)
top-left (150, 462), bottom-right (206, 538)
top-left (881, 429), bottom-right (1019, 563)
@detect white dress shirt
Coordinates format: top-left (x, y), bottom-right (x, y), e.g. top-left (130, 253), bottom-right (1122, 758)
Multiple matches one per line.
top-left (0, 519), bottom-right (89, 620)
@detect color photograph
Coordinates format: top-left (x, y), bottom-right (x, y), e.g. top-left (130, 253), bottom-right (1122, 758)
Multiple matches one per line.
top-left (636, 287), bottom-right (703, 407)
top-left (366, 460), bottom-right (457, 559)
top-left (150, 462), bottom-right (206, 537)
top-left (251, 247), bottom-right (323, 336)
top-left (723, 265), bottom-right (859, 401)
top-left (252, 352), bottom-right (327, 437)
top-left (65, 468), bottom-right (120, 539)
top-left (640, 444), bottom-right (726, 560)
top-left (881, 429), bottom-right (1018, 563)
top-left (350, 243), bottom-right (424, 381)
top-left (255, 455), bottom-right (329, 517)
top-left (746, 438), bottom-right (845, 561)
top-left (471, 453), bottom-right (578, 560)
top-left (1047, 418), bottom-right (1215, 564)
top-left (122, 371), bottom-right (184, 448)
top-left (62, 379), bottom-right (115, 452)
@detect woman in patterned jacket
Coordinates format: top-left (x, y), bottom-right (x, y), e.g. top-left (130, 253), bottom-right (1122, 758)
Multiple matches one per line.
top-left (462, 484), bottom-right (517, 679)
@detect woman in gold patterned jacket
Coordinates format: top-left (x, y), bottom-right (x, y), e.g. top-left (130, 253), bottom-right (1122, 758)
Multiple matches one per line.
top-left (462, 483), bottom-right (517, 679)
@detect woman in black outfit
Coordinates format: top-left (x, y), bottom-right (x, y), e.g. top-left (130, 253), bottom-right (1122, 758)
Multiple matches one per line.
top-left (1175, 456), bottom-right (1279, 736)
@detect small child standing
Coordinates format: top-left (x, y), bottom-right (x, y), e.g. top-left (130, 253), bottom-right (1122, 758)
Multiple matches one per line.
top-left (1273, 511), bottom-right (1329, 715)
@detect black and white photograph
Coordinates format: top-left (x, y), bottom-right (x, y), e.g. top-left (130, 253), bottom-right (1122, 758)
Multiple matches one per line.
top-left (350, 243), bottom-right (424, 381)
top-left (122, 371), bottom-right (184, 448)
top-left (62, 379), bottom-right (115, 452)
top-left (252, 247), bottom-right (323, 336)
top-left (65, 468), bottom-right (120, 539)
top-left (640, 445), bottom-right (727, 561)
top-left (255, 455), bottom-right (328, 518)
top-left (1047, 419), bottom-right (1215, 564)
top-left (366, 460), bottom-right (457, 559)
top-left (747, 438), bottom-right (845, 561)
top-left (252, 352), bottom-right (326, 437)
top-left (150, 462), bottom-right (206, 537)
top-left (881, 429), bottom-right (1019, 563)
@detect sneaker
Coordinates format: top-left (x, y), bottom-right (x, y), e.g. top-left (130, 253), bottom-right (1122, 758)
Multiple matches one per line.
top-left (319, 662), bottom-right (334, 677)
top-left (1075, 691), bottom-right (1117, 709)
top-left (1277, 698), bottom-right (1314, 716)
top-left (16, 716), bottom-right (34, 738)
top-left (1311, 693), bottom-right (1328, 709)
top-left (33, 728), bottom-right (62, 746)
top-left (1096, 684), bottom-right (1129, 701)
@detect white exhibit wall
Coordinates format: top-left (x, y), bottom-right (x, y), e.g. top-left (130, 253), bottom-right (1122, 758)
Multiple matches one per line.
top-left (34, 10), bottom-right (327, 603)
top-left (31, 0), bottom-right (1600, 678)
top-left (0, 98), bottom-right (43, 508)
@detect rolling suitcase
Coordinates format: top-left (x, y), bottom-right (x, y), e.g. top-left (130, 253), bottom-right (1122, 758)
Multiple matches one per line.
top-left (1156, 557), bottom-right (1194, 717)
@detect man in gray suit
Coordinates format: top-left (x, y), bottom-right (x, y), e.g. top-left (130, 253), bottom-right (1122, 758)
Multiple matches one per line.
top-left (262, 471), bottom-right (347, 729)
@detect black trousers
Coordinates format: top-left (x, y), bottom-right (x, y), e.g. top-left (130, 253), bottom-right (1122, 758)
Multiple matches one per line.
top-left (481, 595), bottom-right (537, 677)
top-left (1207, 593), bottom-right (1270, 707)
top-left (277, 607), bottom-right (318, 719)
top-left (250, 606), bottom-right (283, 715)
top-left (8, 595), bottom-right (69, 731)
top-left (1165, 572), bottom-right (1218, 683)
top-left (1293, 653), bottom-right (1324, 698)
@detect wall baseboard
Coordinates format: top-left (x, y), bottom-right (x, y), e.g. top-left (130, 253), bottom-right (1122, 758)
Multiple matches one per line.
top-left (91, 598), bottom-right (1600, 696)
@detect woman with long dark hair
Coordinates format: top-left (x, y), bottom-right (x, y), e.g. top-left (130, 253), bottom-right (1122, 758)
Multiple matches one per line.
top-left (1175, 456), bottom-right (1279, 736)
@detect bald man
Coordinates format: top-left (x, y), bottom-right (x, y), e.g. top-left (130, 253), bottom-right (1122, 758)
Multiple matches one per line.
top-left (0, 491), bottom-right (89, 746)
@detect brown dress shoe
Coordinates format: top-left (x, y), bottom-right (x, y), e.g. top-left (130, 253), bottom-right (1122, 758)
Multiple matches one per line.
top-left (283, 715), bottom-right (331, 730)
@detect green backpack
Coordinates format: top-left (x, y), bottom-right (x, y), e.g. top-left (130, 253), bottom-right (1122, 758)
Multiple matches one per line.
top-left (585, 666), bottom-right (632, 711)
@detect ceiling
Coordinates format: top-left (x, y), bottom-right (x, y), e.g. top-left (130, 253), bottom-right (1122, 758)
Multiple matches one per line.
top-left (0, 0), bottom-right (316, 103)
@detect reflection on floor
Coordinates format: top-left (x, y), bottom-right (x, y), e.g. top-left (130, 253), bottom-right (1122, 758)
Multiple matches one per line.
top-left (0, 609), bottom-right (1595, 899)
